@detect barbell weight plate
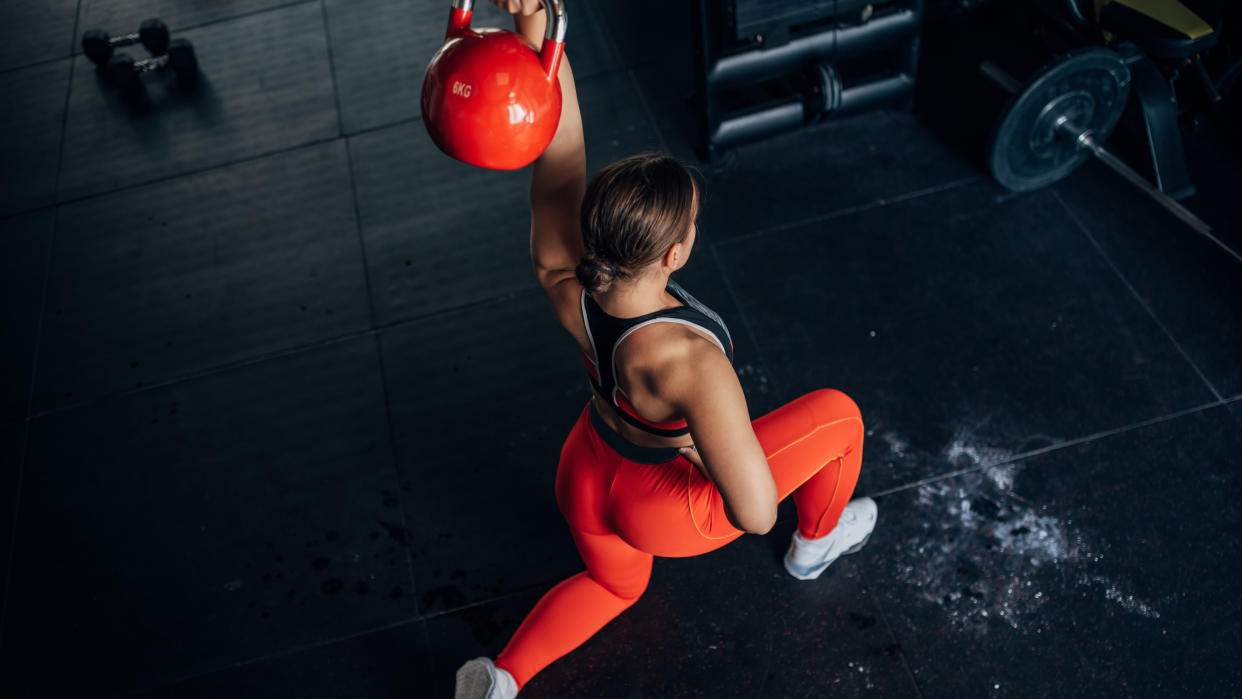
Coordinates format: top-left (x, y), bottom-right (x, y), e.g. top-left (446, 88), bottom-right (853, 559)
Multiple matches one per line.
top-left (987, 47), bottom-right (1131, 192)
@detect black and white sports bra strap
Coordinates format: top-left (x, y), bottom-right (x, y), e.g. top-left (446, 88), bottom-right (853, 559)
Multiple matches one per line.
top-left (665, 279), bottom-right (733, 355)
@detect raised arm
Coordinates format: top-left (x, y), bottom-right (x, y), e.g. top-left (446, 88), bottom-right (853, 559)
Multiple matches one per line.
top-left (507, 2), bottom-right (587, 332)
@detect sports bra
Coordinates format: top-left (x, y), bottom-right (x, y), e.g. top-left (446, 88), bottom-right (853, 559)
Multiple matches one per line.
top-left (579, 278), bottom-right (734, 438)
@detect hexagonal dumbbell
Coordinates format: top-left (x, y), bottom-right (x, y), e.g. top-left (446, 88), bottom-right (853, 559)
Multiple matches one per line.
top-left (106, 39), bottom-right (198, 92)
top-left (82, 19), bottom-right (170, 66)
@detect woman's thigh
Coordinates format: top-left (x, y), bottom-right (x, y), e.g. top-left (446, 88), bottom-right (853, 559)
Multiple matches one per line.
top-left (753, 388), bottom-right (864, 499)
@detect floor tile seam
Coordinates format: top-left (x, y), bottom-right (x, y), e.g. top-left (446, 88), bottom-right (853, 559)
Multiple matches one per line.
top-left (67, 0), bottom-right (84, 61)
top-left (32, 114), bottom-right (422, 216)
top-left (27, 287), bottom-right (541, 421)
top-left (584, 2), bottom-right (630, 86)
top-left (417, 578), bottom-right (558, 622)
top-left (0, 204), bottom-right (55, 225)
top-left (867, 396), bottom-right (1233, 499)
top-left (0, 55), bottom-right (74, 77)
top-left (0, 5), bottom-right (87, 77)
top-left (42, 57), bottom-right (650, 212)
top-left (370, 331), bottom-right (424, 618)
top-left (21, 58), bottom-right (638, 216)
top-left (52, 133), bottom-right (345, 209)
top-left (338, 64), bottom-right (636, 138)
top-left (118, 614), bottom-right (426, 698)
top-left (711, 175), bottom-right (983, 248)
top-left (6, 166), bottom-right (987, 240)
top-left (343, 114), bottom-right (423, 139)
top-left (56, 126), bottom-right (415, 215)
top-left (863, 581), bottom-right (926, 699)
top-left (324, 0), bottom-right (427, 614)
top-left (1052, 189), bottom-right (1224, 402)
top-left (319, 0), bottom-right (347, 142)
top-left (584, 8), bottom-right (659, 76)
top-left (708, 244), bottom-right (787, 399)
top-left (625, 68), bottom-right (672, 154)
top-left (2, 0), bottom-right (86, 650)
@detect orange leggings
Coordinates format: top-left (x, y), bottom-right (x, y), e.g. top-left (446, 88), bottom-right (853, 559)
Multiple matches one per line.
top-left (494, 389), bottom-right (865, 689)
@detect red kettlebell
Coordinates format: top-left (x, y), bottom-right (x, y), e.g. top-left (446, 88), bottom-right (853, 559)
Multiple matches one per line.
top-left (421, 0), bottom-right (568, 170)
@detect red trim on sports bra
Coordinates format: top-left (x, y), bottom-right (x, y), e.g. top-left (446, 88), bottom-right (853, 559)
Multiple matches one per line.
top-left (614, 389), bottom-right (689, 431)
top-left (579, 351), bottom-right (600, 383)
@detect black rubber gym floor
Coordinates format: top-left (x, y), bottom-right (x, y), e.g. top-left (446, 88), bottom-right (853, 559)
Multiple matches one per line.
top-left (2, 1), bottom-right (1240, 697)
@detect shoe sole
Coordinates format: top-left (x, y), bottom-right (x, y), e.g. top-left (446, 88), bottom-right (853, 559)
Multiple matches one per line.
top-left (784, 529), bottom-right (873, 581)
top-left (455, 659), bottom-right (494, 699)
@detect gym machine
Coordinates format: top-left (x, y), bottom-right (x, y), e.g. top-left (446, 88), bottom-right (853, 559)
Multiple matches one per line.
top-left (691, 0), bottom-right (924, 160)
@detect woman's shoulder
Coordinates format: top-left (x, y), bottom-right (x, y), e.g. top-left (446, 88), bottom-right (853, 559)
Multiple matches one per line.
top-left (666, 279), bottom-right (733, 350)
top-left (618, 319), bottom-right (727, 379)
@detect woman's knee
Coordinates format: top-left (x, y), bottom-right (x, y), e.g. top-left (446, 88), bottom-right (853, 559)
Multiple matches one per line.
top-left (802, 388), bottom-right (863, 426)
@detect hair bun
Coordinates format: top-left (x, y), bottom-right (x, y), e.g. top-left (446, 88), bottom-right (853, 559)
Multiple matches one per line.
top-left (576, 253), bottom-right (618, 293)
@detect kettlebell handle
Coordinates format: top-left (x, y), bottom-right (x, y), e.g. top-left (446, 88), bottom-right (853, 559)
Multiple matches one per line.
top-left (447, 0), bottom-right (568, 82)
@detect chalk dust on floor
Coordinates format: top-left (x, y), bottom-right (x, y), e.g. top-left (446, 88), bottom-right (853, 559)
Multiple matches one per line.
top-left (886, 426), bottom-right (1167, 633)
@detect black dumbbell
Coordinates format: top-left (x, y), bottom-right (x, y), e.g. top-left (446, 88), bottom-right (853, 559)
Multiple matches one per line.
top-left (82, 19), bottom-right (170, 66)
top-left (106, 39), bottom-right (198, 91)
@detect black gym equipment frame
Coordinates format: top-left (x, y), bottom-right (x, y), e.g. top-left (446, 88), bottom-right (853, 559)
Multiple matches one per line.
top-left (692, 0), bottom-right (924, 161)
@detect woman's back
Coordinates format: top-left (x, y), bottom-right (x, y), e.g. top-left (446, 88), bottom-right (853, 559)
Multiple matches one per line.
top-left (574, 278), bottom-right (734, 448)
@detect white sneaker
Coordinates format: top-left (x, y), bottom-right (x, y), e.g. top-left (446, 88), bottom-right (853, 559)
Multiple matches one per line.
top-left (455, 657), bottom-right (518, 699)
top-left (783, 497), bottom-right (877, 580)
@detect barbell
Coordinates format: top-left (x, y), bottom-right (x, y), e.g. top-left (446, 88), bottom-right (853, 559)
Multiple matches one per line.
top-left (980, 47), bottom-right (1237, 263)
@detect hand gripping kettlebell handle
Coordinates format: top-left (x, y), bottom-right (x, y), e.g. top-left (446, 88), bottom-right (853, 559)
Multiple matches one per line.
top-left (447, 0), bottom-right (567, 81)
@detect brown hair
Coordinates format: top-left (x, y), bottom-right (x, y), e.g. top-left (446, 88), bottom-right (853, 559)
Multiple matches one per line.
top-left (575, 153), bottom-right (699, 294)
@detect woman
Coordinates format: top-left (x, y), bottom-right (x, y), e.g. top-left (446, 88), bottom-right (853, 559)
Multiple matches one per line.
top-left (455, 3), bottom-right (877, 697)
